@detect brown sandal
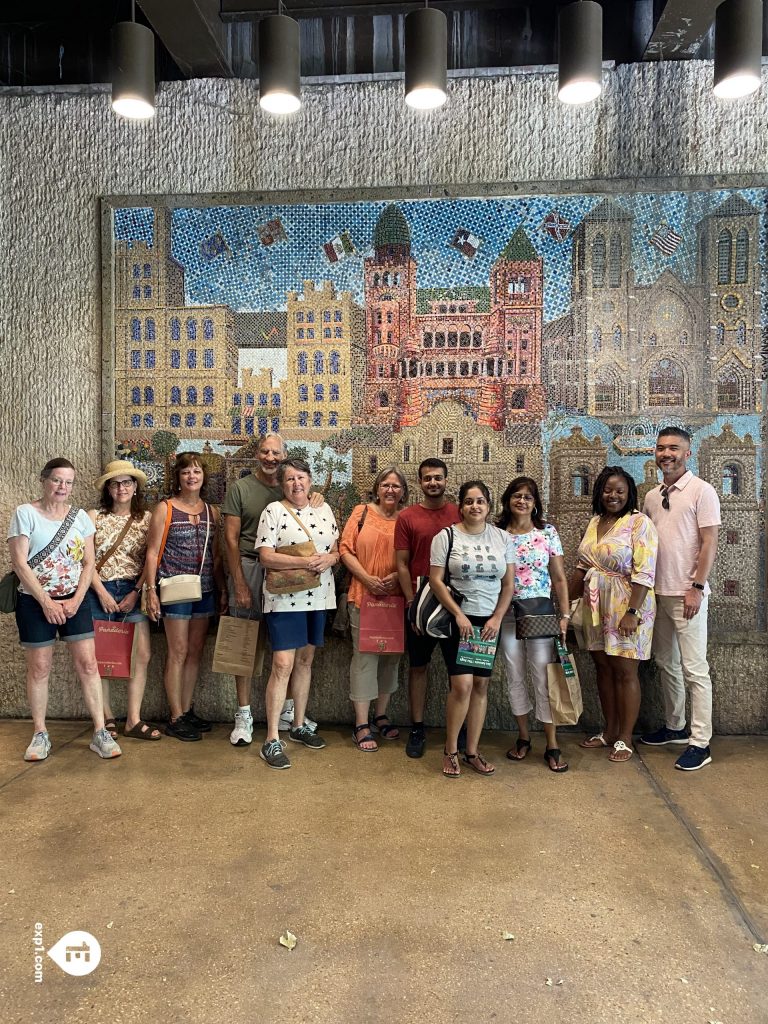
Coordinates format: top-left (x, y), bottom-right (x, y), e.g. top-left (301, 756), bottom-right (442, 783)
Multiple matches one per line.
top-left (463, 752), bottom-right (495, 775)
top-left (105, 719), bottom-right (118, 740)
top-left (124, 720), bottom-right (162, 741)
top-left (442, 750), bottom-right (461, 777)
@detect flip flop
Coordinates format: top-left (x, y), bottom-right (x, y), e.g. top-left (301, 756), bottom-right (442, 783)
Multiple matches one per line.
top-left (352, 724), bottom-right (378, 752)
top-left (105, 719), bottom-right (118, 740)
top-left (544, 747), bottom-right (569, 773)
top-left (123, 720), bottom-right (162, 741)
top-left (608, 740), bottom-right (634, 762)
top-left (580, 732), bottom-right (608, 749)
top-left (506, 737), bottom-right (532, 761)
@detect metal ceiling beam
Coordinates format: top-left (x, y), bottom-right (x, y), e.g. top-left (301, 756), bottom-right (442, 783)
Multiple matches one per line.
top-left (643, 0), bottom-right (721, 60)
top-left (221, 0), bottom-right (501, 21)
top-left (138, 0), bottom-right (234, 77)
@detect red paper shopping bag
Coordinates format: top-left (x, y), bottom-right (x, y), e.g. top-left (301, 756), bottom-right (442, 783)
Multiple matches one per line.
top-left (358, 595), bottom-right (405, 654)
top-left (94, 619), bottom-right (135, 678)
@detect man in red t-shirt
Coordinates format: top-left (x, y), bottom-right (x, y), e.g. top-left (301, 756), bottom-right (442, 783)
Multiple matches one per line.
top-left (395, 459), bottom-right (459, 758)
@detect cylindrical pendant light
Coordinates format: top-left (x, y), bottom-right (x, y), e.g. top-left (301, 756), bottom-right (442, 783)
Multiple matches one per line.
top-left (405, 6), bottom-right (448, 110)
top-left (259, 14), bottom-right (301, 114)
top-left (111, 5), bottom-right (155, 120)
top-left (714, 0), bottom-right (762, 99)
top-left (558, 1), bottom-right (603, 105)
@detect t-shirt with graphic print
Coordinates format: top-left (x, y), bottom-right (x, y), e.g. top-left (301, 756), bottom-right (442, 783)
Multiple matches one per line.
top-left (430, 524), bottom-right (516, 617)
top-left (8, 504), bottom-right (95, 597)
top-left (506, 524), bottom-right (564, 599)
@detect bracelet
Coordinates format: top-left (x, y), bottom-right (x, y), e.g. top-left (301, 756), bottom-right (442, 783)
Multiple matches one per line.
top-left (146, 584), bottom-right (157, 591)
top-left (561, 613), bottom-right (571, 620)
top-left (132, 587), bottom-right (141, 594)
top-left (691, 582), bottom-right (705, 592)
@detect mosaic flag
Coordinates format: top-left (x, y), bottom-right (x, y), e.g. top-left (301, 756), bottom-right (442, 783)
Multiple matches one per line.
top-left (322, 230), bottom-right (356, 263)
top-left (257, 218), bottom-right (287, 246)
top-left (541, 211), bottom-right (571, 242)
top-left (648, 223), bottom-right (682, 256)
top-left (450, 228), bottom-right (482, 259)
top-left (199, 230), bottom-right (230, 261)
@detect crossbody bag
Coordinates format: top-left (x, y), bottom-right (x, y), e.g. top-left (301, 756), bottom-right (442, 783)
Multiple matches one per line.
top-left (264, 501), bottom-right (321, 595)
top-left (408, 526), bottom-right (465, 639)
top-left (158, 502), bottom-right (211, 605)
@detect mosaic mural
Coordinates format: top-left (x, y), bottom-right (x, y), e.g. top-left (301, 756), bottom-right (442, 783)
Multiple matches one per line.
top-left (107, 191), bottom-right (767, 631)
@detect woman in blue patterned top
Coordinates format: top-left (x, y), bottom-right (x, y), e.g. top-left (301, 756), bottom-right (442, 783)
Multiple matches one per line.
top-left (496, 477), bottom-right (571, 773)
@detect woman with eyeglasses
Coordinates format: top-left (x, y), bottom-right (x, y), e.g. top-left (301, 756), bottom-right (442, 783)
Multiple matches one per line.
top-left (340, 467), bottom-right (408, 752)
top-left (87, 460), bottom-right (160, 741)
top-left (569, 467), bottom-right (658, 763)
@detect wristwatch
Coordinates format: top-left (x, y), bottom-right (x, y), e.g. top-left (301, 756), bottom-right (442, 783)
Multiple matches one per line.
top-left (691, 582), bottom-right (705, 591)
top-left (627, 607), bottom-right (639, 617)
top-left (132, 586), bottom-right (141, 594)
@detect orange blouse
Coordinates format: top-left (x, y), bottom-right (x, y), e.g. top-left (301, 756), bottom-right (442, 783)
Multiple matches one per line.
top-left (340, 503), bottom-right (402, 608)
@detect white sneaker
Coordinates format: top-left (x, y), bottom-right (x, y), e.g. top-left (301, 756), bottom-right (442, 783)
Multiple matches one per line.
top-left (24, 730), bottom-right (51, 762)
top-left (230, 710), bottom-right (254, 746)
top-left (278, 701), bottom-right (317, 733)
top-left (90, 727), bottom-right (122, 759)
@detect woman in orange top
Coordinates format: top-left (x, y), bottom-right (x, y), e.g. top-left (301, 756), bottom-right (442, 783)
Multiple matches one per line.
top-left (340, 468), bottom-right (408, 752)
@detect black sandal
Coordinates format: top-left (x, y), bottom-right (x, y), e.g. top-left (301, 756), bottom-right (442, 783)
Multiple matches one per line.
top-left (506, 737), bottom-right (532, 761)
top-left (352, 723), bottom-right (378, 752)
top-left (544, 747), bottom-right (569, 773)
top-left (373, 714), bottom-right (399, 740)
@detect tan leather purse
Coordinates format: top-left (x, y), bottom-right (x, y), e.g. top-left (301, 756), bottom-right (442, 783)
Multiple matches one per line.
top-left (265, 502), bottom-right (321, 595)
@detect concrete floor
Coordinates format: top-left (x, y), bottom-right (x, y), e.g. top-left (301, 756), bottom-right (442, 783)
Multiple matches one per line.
top-left (1, 722), bottom-right (767, 1024)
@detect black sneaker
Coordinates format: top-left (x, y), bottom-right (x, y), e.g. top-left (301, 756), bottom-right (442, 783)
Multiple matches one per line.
top-left (639, 726), bottom-right (689, 746)
top-left (406, 727), bottom-right (426, 759)
top-left (182, 705), bottom-right (212, 732)
top-left (675, 745), bottom-right (712, 771)
top-left (165, 716), bottom-right (202, 741)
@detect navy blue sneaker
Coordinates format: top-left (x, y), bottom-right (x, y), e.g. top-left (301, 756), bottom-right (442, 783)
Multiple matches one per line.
top-left (674, 745), bottom-right (712, 771)
top-left (639, 726), bottom-right (689, 746)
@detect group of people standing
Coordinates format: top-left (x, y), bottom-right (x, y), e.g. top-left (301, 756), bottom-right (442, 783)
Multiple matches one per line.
top-left (6, 426), bottom-right (720, 776)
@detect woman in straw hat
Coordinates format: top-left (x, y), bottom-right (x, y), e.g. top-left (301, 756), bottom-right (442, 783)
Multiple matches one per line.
top-left (87, 460), bottom-right (160, 740)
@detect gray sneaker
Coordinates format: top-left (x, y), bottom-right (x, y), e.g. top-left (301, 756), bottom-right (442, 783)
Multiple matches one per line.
top-left (24, 731), bottom-right (51, 762)
top-left (260, 738), bottom-right (291, 769)
top-left (90, 727), bottom-right (122, 759)
top-left (288, 725), bottom-right (326, 749)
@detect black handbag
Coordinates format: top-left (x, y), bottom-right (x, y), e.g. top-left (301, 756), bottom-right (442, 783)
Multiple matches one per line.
top-left (408, 527), bottom-right (464, 639)
top-left (2, 507), bottom-right (81, 614)
top-left (512, 596), bottom-right (560, 639)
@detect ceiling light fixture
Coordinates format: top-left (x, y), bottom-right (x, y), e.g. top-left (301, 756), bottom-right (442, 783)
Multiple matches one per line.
top-left (405, 4), bottom-right (448, 110)
top-left (558, 0), bottom-right (603, 105)
top-left (259, 9), bottom-right (302, 114)
top-left (111, 0), bottom-right (156, 120)
top-left (713, 0), bottom-right (762, 99)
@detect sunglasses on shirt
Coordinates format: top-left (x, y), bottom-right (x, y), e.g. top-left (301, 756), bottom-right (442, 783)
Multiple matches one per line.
top-left (660, 486), bottom-right (670, 510)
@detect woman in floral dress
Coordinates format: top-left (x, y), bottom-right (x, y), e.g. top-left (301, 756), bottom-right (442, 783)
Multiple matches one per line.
top-left (497, 477), bottom-right (571, 773)
top-left (570, 467), bottom-right (658, 763)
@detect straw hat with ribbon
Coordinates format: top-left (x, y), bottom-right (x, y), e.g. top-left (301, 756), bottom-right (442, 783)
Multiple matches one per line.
top-left (95, 460), bottom-right (148, 490)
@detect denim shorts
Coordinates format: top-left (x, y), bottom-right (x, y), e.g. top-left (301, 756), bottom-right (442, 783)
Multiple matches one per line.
top-left (90, 578), bottom-right (147, 624)
top-left (161, 590), bottom-right (217, 620)
top-left (265, 610), bottom-right (326, 652)
top-left (16, 591), bottom-right (95, 648)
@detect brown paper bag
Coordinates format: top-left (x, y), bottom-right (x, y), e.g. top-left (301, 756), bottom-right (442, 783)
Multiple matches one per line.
top-left (212, 615), bottom-right (260, 677)
top-left (547, 644), bottom-right (583, 726)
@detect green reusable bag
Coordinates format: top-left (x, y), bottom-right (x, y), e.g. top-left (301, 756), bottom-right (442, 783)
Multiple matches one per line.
top-left (0, 570), bottom-right (19, 613)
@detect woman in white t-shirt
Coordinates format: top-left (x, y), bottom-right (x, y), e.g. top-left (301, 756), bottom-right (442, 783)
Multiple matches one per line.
top-left (6, 458), bottom-right (121, 763)
top-left (429, 480), bottom-right (516, 779)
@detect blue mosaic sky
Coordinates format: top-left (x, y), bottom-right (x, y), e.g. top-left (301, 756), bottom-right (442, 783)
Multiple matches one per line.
top-left (114, 190), bottom-right (767, 323)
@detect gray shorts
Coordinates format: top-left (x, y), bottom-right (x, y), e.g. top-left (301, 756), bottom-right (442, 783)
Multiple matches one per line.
top-left (228, 555), bottom-right (264, 620)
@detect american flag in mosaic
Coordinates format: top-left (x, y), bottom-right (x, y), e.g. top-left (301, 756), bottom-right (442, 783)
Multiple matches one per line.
top-left (648, 223), bottom-right (683, 255)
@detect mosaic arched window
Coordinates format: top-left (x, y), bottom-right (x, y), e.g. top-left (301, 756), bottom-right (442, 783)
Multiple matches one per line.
top-left (131, 318), bottom-right (141, 341)
top-left (717, 230), bottom-right (732, 285)
top-left (608, 234), bottom-right (622, 288)
top-left (716, 322), bottom-right (725, 346)
top-left (472, 331), bottom-right (482, 347)
top-left (592, 234), bottom-right (606, 288)
top-left (143, 263), bottom-right (151, 278)
top-left (571, 467), bottom-right (590, 497)
top-left (330, 384), bottom-right (339, 402)
top-left (132, 264), bottom-right (141, 278)
top-left (722, 463), bottom-right (741, 496)
top-left (613, 325), bottom-right (622, 350)
top-left (736, 320), bottom-right (746, 346)
top-left (298, 385), bottom-right (308, 402)
top-left (510, 389), bottom-right (526, 409)
top-left (297, 352), bottom-right (307, 375)
top-left (203, 318), bottom-right (214, 340)
top-left (171, 387), bottom-right (181, 405)
top-left (144, 386), bottom-right (154, 405)
top-left (735, 228), bottom-right (749, 283)
top-left (648, 358), bottom-right (684, 406)
top-left (717, 370), bottom-right (741, 409)
top-left (187, 386), bottom-right (197, 405)
top-left (145, 318), bottom-right (156, 341)
top-left (459, 332), bottom-right (470, 347)
top-left (186, 318), bottom-right (197, 340)
top-left (144, 414), bottom-right (154, 427)
top-left (170, 318), bottom-right (180, 341)
top-left (680, 331), bottom-right (689, 347)
top-left (482, 443), bottom-right (490, 463)
top-left (186, 413), bottom-right (196, 428)
top-left (373, 273), bottom-right (380, 287)
top-left (203, 386), bottom-right (213, 405)
top-left (272, 394), bottom-right (280, 407)
top-left (131, 386), bottom-right (141, 405)
top-left (203, 414), bottom-right (213, 428)
top-left (170, 413), bottom-right (181, 428)
top-left (323, 309), bottom-right (331, 322)
top-left (315, 384), bottom-right (324, 401)
top-left (435, 332), bottom-right (445, 347)
top-left (592, 325), bottom-right (602, 353)
top-left (314, 351), bottom-right (323, 374)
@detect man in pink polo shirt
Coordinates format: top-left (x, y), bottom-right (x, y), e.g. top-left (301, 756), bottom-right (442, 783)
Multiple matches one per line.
top-left (640, 427), bottom-right (720, 771)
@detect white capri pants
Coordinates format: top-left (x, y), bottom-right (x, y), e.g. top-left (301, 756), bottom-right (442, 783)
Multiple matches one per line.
top-left (499, 610), bottom-right (556, 723)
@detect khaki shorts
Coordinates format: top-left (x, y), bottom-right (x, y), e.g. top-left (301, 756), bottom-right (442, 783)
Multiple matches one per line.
top-left (228, 555), bottom-right (264, 620)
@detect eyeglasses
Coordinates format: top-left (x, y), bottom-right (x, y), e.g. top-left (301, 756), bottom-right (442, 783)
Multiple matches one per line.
top-left (661, 486), bottom-right (670, 510)
top-left (109, 478), bottom-right (135, 489)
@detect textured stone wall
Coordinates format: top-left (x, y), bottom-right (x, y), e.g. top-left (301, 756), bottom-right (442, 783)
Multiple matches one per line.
top-left (1, 62), bottom-right (766, 728)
